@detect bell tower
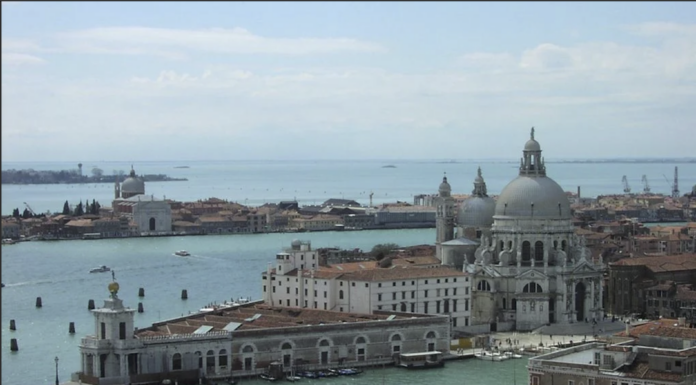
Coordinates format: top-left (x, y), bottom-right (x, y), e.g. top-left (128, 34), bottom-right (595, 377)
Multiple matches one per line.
top-left (435, 174), bottom-right (455, 260)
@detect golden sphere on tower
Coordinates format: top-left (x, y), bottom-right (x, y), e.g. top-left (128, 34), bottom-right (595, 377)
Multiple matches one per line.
top-left (108, 281), bottom-right (120, 294)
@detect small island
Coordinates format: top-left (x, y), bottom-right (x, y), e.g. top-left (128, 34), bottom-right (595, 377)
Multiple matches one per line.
top-left (382, 165), bottom-right (397, 168)
top-left (1, 167), bottom-right (187, 185)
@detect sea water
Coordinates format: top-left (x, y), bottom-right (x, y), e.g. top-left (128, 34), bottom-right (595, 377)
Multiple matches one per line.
top-left (3, 159), bottom-right (695, 215)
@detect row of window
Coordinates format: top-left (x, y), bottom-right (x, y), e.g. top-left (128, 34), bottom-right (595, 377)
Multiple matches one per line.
top-left (171, 349), bottom-right (226, 371)
top-left (376, 299), bottom-right (468, 314)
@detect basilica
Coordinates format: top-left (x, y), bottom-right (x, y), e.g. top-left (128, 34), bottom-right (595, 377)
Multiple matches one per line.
top-left (111, 166), bottom-right (172, 235)
top-left (436, 128), bottom-right (604, 332)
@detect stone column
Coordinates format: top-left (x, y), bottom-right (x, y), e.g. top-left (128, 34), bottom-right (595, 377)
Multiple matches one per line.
top-left (571, 279), bottom-right (576, 322)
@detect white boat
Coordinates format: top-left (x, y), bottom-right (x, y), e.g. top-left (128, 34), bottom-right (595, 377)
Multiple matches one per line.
top-left (174, 250), bottom-right (190, 256)
top-left (89, 265), bottom-right (111, 273)
top-left (504, 351), bottom-right (523, 359)
top-left (474, 350), bottom-right (509, 361)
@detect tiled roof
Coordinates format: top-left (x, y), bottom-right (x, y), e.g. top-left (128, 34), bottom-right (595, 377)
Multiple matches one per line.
top-left (616, 319), bottom-right (696, 340)
top-left (135, 303), bottom-right (410, 336)
top-left (611, 254), bottom-right (696, 272)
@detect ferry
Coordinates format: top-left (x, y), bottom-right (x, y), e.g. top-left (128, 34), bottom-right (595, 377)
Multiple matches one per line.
top-left (397, 351), bottom-right (445, 369)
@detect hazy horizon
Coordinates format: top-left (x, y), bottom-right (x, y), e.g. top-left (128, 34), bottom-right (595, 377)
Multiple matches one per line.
top-left (3, 2), bottom-right (696, 162)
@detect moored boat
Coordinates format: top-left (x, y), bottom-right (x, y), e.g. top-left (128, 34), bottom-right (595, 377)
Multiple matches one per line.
top-left (89, 265), bottom-right (111, 273)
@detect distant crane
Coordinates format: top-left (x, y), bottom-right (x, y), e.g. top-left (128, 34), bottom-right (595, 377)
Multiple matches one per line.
top-left (641, 175), bottom-right (651, 194)
top-left (622, 175), bottom-right (631, 194)
top-left (672, 166), bottom-right (680, 198)
top-left (23, 202), bottom-right (36, 216)
top-left (369, 191), bottom-right (374, 207)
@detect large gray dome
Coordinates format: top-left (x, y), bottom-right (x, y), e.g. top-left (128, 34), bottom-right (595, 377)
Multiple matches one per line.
top-left (494, 176), bottom-right (571, 218)
top-left (524, 138), bottom-right (541, 152)
top-left (121, 168), bottom-right (145, 195)
top-left (458, 196), bottom-right (496, 228)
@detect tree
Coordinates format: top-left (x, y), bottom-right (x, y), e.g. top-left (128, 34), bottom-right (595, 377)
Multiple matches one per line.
top-left (62, 201), bottom-right (70, 215)
top-left (22, 208), bottom-right (32, 219)
top-left (371, 243), bottom-right (399, 260)
top-left (74, 200), bottom-right (84, 216)
top-left (12, 208), bottom-right (20, 218)
top-left (91, 167), bottom-right (103, 178)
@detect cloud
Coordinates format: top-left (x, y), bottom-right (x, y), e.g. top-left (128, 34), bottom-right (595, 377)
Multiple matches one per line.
top-left (1, 52), bottom-right (45, 66)
top-left (2, 22), bottom-right (696, 161)
top-left (3, 27), bottom-right (382, 58)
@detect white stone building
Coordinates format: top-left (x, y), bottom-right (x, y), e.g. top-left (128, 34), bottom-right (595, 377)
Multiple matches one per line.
top-left (263, 240), bottom-right (472, 327)
top-left (112, 166), bottom-right (172, 235)
top-left (73, 278), bottom-right (450, 384)
top-left (435, 128), bottom-right (604, 332)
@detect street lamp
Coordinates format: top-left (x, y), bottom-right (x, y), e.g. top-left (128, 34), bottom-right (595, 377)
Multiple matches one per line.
top-left (54, 356), bottom-right (59, 385)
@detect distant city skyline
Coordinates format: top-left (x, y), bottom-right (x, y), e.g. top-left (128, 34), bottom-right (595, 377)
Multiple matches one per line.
top-left (2, 2), bottom-right (696, 162)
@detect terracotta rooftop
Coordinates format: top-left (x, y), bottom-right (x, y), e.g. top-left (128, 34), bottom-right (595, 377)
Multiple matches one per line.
top-left (135, 302), bottom-right (410, 336)
top-left (610, 254), bottom-right (696, 272)
top-left (615, 318), bottom-right (696, 341)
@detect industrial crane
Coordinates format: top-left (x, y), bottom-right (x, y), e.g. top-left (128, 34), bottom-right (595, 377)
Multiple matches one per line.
top-left (622, 175), bottom-right (631, 194)
top-left (672, 166), bottom-right (680, 198)
top-left (23, 202), bottom-right (36, 216)
top-left (641, 175), bottom-right (651, 194)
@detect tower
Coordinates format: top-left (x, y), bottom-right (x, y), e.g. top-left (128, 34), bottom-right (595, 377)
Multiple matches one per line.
top-left (114, 173), bottom-right (121, 199)
top-left (85, 272), bottom-right (136, 381)
top-left (435, 174), bottom-right (455, 260)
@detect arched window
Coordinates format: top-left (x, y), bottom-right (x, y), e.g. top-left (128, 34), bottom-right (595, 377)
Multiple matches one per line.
top-left (319, 339), bottom-right (330, 347)
top-left (477, 280), bottom-right (491, 291)
top-left (534, 241), bottom-right (544, 261)
top-left (172, 353), bottom-right (182, 370)
top-left (553, 240), bottom-right (558, 250)
top-left (219, 349), bottom-right (228, 368)
top-left (522, 241), bottom-right (531, 262)
top-left (206, 350), bottom-right (215, 372)
top-left (339, 290), bottom-right (344, 300)
top-left (400, 303), bottom-right (406, 312)
top-left (523, 282), bottom-right (543, 293)
top-left (356, 336), bottom-right (366, 344)
top-left (561, 240), bottom-right (567, 252)
top-left (426, 331), bottom-right (437, 339)
top-left (281, 343), bottom-right (292, 350)
top-left (499, 241), bottom-right (504, 252)
top-left (242, 345), bottom-right (254, 353)
top-left (194, 351), bottom-right (202, 369)
top-left (149, 217), bottom-right (156, 231)
top-left (391, 334), bottom-right (402, 342)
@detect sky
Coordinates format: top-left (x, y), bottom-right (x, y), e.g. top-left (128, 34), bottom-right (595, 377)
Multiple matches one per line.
top-left (2, 2), bottom-right (696, 162)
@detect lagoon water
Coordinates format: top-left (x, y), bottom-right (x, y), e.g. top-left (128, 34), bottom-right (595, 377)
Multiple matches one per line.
top-left (1, 159), bottom-right (695, 384)
top-left (3, 159), bottom-right (695, 216)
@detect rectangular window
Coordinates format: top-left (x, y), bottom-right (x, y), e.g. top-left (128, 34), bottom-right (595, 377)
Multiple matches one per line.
top-left (324, 291), bottom-right (327, 298)
top-left (465, 287), bottom-right (469, 295)
top-left (352, 282), bottom-right (355, 287)
top-left (378, 294), bottom-right (382, 301)
top-left (378, 283), bottom-right (381, 288)
top-left (587, 379), bottom-right (594, 385)
top-left (665, 361), bottom-right (671, 371)
top-left (437, 279), bottom-right (441, 284)
top-left (411, 291), bottom-right (415, 299)
top-left (365, 283), bottom-right (368, 288)
top-left (378, 305), bottom-right (382, 310)
top-left (445, 288), bottom-right (448, 296)
top-left (402, 292), bottom-right (406, 299)
top-left (424, 290), bottom-right (428, 298)
top-left (425, 280), bottom-right (428, 284)
top-left (393, 282), bottom-right (396, 286)
top-left (119, 322), bottom-right (126, 340)
top-left (392, 304), bottom-right (397, 311)
top-left (423, 302), bottom-right (428, 314)
top-left (392, 292), bottom-right (397, 300)
top-left (286, 287), bottom-right (290, 294)
top-left (272, 286), bottom-right (276, 293)
top-left (568, 381), bottom-right (574, 385)
top-left (531, 376), bottom-right (539, 385)
top-left (100, 322), bottom-right (106, 339)
top-left (453, 288), bottom-right (457, 295)
top-left (411, 303), bottom-right (415, 312)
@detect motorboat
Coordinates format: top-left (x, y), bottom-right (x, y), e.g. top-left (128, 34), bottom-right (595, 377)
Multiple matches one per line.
top-left (474, 350), bottom-right (509, 361)
top-left (259, 373), bottom-right (277, 381)
top-left (89, 265), bottom-right (111, 273)
top-left (330, 368), bottom-right (363, 376)
top-left (174, 250), bottom-right (190, 256)
top-left (504, 351), bottom-right (523, 359)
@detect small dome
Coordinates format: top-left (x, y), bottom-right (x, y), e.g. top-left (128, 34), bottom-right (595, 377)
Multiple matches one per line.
top-left (494, 176), bottom-right (571, 218)
top-left (121, 167), bottom-right (145, 195)
top-left (439, 176), bottom-right (451, 197)
top-left (458, 196), bottom-right (496, 228)
top-left (291, 239), bottom-right (301, 247)
top-left (524, 139), bottom-right (541, 152)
